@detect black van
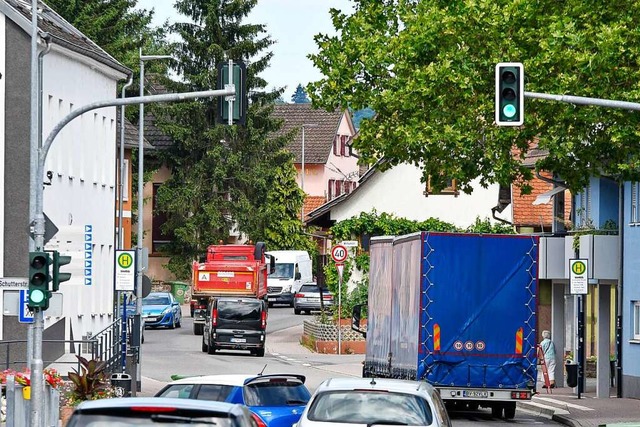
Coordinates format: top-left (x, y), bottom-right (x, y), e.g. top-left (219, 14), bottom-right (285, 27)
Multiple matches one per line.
top-left (201, 297), bottom-right (267, 357)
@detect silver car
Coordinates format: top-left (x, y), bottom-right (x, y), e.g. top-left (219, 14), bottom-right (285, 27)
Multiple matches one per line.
top-left (66, 397), bottom-right (256, 426)
top-left (296, 377), bottom-right (452, 427)
top-left (293, 283), bottom-right (333, 315)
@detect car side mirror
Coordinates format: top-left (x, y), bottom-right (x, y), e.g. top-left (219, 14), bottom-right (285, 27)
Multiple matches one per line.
top-left (295, 272), bottom-right (301, 280)
top-left (351, 304), bottom-right (367, 338)
top-left (269, 256), bottom-right (276, 274)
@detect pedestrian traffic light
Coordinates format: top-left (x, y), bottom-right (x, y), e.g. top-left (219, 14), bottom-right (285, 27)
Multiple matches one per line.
top-left (495, 62), bottom-right (524, 126)
top-left (52, 250), bottom-right (72, 291)
top-left (216, 59), bottom-right (247, 126)
top-left (28, 251), bottom-right (51, 310)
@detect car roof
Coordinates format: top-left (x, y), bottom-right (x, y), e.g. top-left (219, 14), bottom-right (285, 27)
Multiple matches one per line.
top-left (167, 373), bottom-right (306, 387)
top-left (146, 292), bottom-right (171, 296)
top-left (315, 377), bottom-right (436, 394)
top-left (74, 397), bottom-right (242, 412)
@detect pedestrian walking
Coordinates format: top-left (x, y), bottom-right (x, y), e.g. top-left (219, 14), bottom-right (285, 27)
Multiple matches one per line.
top-left (541, 330), bottom-right (556, 388)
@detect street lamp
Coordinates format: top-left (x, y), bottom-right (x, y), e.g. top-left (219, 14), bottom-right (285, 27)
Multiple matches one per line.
top-left (136, 50), bottom-right (173, 389)
top-left (300, 123), bottom-right (318, 222)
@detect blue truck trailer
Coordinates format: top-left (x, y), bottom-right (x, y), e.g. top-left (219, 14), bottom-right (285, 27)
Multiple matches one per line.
top-left (352, 232), bottom-right (539, 419)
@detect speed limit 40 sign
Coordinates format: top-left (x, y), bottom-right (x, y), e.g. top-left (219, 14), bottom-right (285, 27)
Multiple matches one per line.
top-left (331, 244), bottom-right (348, 263)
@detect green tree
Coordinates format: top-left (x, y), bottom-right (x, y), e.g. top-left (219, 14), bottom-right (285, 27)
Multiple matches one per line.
top-left (308, 1), bottom-right (640, 195)
top-left (291, 84), bottom-right (311, 103)
top-left (152, 0), bottom-right (311, 278)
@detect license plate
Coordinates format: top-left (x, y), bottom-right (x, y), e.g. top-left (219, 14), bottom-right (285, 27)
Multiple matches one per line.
top-left (230, 338), bottom-right (246, 343)
top-left (463, 391), bottom-right (488, 398)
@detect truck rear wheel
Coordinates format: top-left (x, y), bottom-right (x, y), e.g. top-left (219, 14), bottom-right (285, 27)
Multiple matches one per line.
top-left (503, 402), bottom-right (516, 419)
top-left (193, 323), bottom-right (204, 335)
top-left (491, 404), bottom-right (503, 418)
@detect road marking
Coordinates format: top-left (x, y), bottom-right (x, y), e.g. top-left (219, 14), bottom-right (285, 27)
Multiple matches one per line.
top-left (523, 400), bottom-right (570, 415)
top-left (302, 363), bottom-right (311, 367)
top-left (534, 397), bottom-right (595, 411)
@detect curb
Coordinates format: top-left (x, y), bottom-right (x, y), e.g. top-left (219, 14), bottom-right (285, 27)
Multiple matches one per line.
top-left (552, 414), bottom-right (581, 427)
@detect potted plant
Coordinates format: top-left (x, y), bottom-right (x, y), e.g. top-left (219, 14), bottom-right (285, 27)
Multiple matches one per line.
top-left (60, 356), bottom-right (116, 426)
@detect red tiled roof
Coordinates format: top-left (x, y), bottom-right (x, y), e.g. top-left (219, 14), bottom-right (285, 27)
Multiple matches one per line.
top-left (512, 173), bottom-right (571, 228)
top-left (303, 196), bottom-right (326, 221)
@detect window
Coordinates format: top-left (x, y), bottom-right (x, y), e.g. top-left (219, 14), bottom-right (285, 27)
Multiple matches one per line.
top-left (340, 135), bottom-right (347, 156)
top-left (634, 301), bottom-right (640, 341)
top-left (333, 136), bottom-right (339, 156)
top-left (327, 179), bottom-right (335, 200)
top-left (152, 183), bottom-right (173, 253)
top-left (631, 182), bottom-right (640, 224)
top-left (425, 176), bottom-right (458, 196)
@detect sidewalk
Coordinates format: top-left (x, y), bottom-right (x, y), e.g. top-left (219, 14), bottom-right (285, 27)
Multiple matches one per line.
top-left (519, 381), bottom-right (640, 427)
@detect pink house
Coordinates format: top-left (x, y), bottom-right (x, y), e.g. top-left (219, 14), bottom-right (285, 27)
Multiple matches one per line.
top-left (271, 104), bottom-right (359, 221)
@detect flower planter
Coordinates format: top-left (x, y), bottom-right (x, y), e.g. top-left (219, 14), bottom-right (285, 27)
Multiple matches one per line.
top-left (60, 405), bottom-right (75, 427)
top-left (302, 318), bottom-right (366, 354)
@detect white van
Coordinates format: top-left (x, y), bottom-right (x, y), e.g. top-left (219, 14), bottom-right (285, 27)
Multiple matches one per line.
top-left (265, 250), bottom-right (313, 307)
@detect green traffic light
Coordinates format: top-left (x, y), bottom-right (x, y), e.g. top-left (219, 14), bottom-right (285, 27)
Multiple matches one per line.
top-left (503, 104), bottom-right (517, 118)
top-left (29, 289), bottom-right (45, 304)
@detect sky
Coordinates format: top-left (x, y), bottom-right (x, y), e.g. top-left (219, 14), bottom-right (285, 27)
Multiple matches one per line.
top-left (135, 0), bottom-right (352, 101)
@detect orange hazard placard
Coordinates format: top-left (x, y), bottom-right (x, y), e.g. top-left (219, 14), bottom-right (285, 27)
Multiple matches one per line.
top-left (515, 327), bottom-right (523, 354)
top-left (434, 324), bottom-right (440, 351)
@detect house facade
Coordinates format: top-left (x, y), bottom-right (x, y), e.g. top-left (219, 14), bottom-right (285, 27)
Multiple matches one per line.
top-left (271, 103), bottom-right (359, 222)
top-left (0, 0), bottom-right (129, 365)
top-left (307, 161), bottom-right (512, 228)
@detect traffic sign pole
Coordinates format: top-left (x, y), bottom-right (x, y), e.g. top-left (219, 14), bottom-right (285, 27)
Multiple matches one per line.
top-left (336, 262), bottom-right (344, 355)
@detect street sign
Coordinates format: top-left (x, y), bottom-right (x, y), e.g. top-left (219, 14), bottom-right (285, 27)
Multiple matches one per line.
top-left (570, 259), bottom-right (588, 295)
top-left (0, 277), bottom-right (28, 289)
top-left (115, 250), bottom-right (136, 291)
top-left (43, 213), bottom-right (59, 245)
top-left (341, 240), bottom-right (358, 248)
top-left (331, 245), bottom-right (348, 263)
top-left (336, 263), bottom-right (344, 278)
top-left (19, 290), bottom-right (34, 323)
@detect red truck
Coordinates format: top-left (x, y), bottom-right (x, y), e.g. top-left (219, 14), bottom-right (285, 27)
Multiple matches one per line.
top-left (190, 242), bottom-right (274, 335)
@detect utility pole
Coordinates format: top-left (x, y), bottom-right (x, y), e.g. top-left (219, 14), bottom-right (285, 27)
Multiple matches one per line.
top-left (28, 87), bottom-right (235, 426)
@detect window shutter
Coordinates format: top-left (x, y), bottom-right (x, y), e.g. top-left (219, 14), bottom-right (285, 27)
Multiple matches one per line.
top-left (335, 180), bottom-right (341, 196)
top-left (340, 135), bottom-right (346, 156)
top-left (328, 179), bottom-right (334, 200)
top-left (333, 136), bottom-right (339, 156)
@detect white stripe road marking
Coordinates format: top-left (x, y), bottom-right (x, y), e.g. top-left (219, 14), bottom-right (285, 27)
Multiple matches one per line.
top-left (524, 400), bottom-right (571, 415)
top-left (534, 397), bottom-right (595, 411)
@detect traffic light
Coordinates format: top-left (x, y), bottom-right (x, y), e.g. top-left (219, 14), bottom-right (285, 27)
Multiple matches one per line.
top-left (52, 250), bottom-right (72, 291)
top-left (28, 251), bottom-right (51, 310)
top-left (217, 60), bottom-right (248, 126)
top-left (495, 62), bottom-right (524, 126)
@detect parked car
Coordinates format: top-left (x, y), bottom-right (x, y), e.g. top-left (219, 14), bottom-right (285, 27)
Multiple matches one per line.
top-left (202, 297), bottom-right (267, 356)
top-left (293, 283), bottom-right (333, 315)
top-left (155, 374), bottom-right (311, 427)
top-left (296, 377), bottom-right (452, 427)
top-left (66, 397), bottom-right (256, 426)
top-left (142, 292), bottom-right (182, 329)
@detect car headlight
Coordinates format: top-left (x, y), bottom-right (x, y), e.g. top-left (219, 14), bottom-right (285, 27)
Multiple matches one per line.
top-left (162, 307), bottom-right (171, 315)
top-left (283, 284), bottom-right (291, 293)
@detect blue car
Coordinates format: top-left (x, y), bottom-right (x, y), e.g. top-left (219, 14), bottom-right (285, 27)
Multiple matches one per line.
top-left (142, 292), bottom-right (182, 329)
top-left (155, 374), bottom-right (311, 427)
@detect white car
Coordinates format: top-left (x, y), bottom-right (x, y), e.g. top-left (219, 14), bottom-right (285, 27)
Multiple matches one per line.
top-left (296, 377), bottom-right (452, 427)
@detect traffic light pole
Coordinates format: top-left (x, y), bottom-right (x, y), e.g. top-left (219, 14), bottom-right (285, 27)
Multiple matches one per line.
top-left (29, 87), bottom-right (234, 426)
top-left (521, 89), bottom-right (640, 400)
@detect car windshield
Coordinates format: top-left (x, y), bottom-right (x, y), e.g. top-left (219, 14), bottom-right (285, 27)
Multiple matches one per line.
top-left (268, 263), bottom-right (294, 279)
top-left (157, 384), bottom-right (235, 402)
top-left (143, 296), bottom-right (170, 306)
top-left (218, 301), bottom-right (261, 321)
top-left (306, 390), bottom-right (433, 425)
top-left (243, 379), bottom-right (310, 407)
top-left (298, 285), bottom-right (328, 293)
